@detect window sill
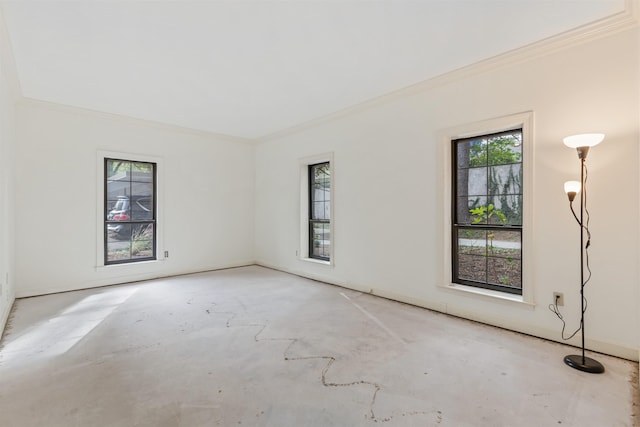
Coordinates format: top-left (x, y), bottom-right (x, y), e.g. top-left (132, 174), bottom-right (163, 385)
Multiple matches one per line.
top-left (299, 257), bottom-right (333, 267)
top-left (439, 282), bottom-right (535, 309)
top-left (95, 258), bottom-right (166, 272)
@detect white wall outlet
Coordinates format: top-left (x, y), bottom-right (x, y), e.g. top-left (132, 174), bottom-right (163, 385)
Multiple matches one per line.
top-left (553, 292), bottom-right (564, 306)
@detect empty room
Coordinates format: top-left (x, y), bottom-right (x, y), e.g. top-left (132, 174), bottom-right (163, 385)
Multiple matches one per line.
top-left (0, 1), bottom-right (638, 426)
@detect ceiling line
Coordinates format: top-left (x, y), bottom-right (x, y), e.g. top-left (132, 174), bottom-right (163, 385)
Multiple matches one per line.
top-left (256, 4), bottom-right (638, 144)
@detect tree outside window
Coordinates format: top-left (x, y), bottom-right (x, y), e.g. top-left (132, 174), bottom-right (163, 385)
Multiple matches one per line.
top-left (453, 130), bottom-right (523, 294)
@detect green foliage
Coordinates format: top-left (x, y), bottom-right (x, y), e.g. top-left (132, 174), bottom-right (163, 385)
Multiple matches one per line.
top-left (131, 225), bottom-right (153, 256)
top-left (469, 204), bottom-right (506, 253)
top-left (314, 163), bottom-right (330, 177)
top-left (469, 204), bottom-right (506, 225)
top-left (460, 132), bottom-right (522, 227)
top-left (312, 163), bottom-right (330, 190)
top-left (107, 160), bottom-right (153, 177)
top-left (469, 135), bottom-right (521, 167)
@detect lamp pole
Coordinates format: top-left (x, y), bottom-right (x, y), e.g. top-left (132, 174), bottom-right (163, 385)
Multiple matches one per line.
top-left (562, 136), bottom-right (604, 374)
top-left (576, 156), bottom-right (587, 365)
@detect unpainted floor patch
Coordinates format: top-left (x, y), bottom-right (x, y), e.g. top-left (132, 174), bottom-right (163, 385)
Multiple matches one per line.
top-left (208, 303), bottom-right (439, 424)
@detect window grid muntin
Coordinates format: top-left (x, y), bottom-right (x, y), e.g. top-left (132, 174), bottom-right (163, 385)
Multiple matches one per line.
top-left (452, 129), bottom-right (523, 295)
top-left (104, 158), bottom-right (157, 265)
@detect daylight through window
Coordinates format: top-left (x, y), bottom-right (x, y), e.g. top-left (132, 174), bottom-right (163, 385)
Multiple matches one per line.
top-left (105, 158), bottom-right (157, 265)
top-left (452, 129), bottom-right (523, 294)
top-left (309, 162), bottom-right (331, 261)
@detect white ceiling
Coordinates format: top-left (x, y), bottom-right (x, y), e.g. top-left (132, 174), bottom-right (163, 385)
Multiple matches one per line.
top-left (0, 0), bottom-right (626, 140)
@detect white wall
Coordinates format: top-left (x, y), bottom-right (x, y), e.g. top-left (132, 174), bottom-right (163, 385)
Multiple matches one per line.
top-left (15, 102), bottom-right (255, 296)
top-left (0, 9), bottom-right (18, 337)
top-left (255, 27), bottom-right (640, 360)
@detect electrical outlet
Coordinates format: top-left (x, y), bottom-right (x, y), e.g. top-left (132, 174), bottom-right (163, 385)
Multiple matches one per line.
top-left (553, 292), bottom-right (564, 306)
top-left (164, 251), bottom-right (169, 258)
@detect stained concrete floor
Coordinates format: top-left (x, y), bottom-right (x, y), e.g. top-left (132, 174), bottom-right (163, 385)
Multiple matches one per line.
top-left (0, 266), bottom-right (637, 427)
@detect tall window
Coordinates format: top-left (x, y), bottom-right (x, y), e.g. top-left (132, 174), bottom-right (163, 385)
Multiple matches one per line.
top-left (452, 129), bottom-right (523, 295)
top-left (105, 158), bottom-right (156, 265)
top-left (309, 162), bottom-right (331, 261)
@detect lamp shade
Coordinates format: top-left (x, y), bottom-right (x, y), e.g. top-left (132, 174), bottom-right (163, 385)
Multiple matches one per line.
top-left (564, 180), bottom-right (581, 195)
top-left (563, 133), bottom-right (604, 148)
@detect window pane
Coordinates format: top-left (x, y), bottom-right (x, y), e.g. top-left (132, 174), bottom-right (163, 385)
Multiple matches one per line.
top-left (487, 133), bottom-right (522, 166)
top-left (131, 162), bottom-right (154, 182)
top-left (310, 162), bottom-right (331, 221)
top-left (108, 222), bottom-right (131, 239)
top-left (311, 163), bottom-right (330, 187)
top-left (131, 224), bottom-right (154, 258)
top-left (106, 239), bottom-right (131, 262)
top-left (464, 196), bottom-right (488, 225)
top-left (311, 195), bottom-right (331, 219)
top-left (458, 229), bottom-right (486, 256)
top-left (105, 195), bottom-right (126, 219)
top-left (107, 200), bottom-right (131, 222)
top-left (458, 168), bottom-right (488, 198)
top-left (487, 257), bottom-right (522, 288)
top-left (457, 254), bottom-right (486, 282)
top-left (467, 167), bottom-right (487, 196)
top-left (107, 178), bottom-right (130, 196)
top-left (488, 164), bottom-right (522, 196)
top-left (487, 195), bottom-right (522, 226)
top-left (456, 169), bottom-right (469, 197)
top-left (130, 197), bottom-right (154, 220)
top-left (458, 139), bottom-right (487, 168)
top-left (490, 230), bottom-right (520, 249)
top-left (311, 222), bottom-right (330, 259)
top-left (456, 197), bottom-right (469, 224)
top-left (487, 228), bottom-right (520, 252)
top-left (106, 159), bottom-right (130, 179)
top-left (131, 182), bottom-right (153, 198)
top-left (106, 184), bottom-right (128, 202)
top-left (468, 139), bottom-right (488, 167)
top-left (312, 186), bottom-right (325, 202)
top-left (313, 201), bottom-right (329, 220)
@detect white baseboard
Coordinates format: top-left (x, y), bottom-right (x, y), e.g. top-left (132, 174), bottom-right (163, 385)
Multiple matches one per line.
top-left (16, 261), bottom-right (256, 298)
top-left (0, 296), bottom-right (15, 342)
top-left (255, 261), bottom-right (639, 362)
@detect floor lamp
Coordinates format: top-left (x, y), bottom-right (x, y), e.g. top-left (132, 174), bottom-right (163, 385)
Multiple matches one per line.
top-left (562, 133), bottom-right (605, 374)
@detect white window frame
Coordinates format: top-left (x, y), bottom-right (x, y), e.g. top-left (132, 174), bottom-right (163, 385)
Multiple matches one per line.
top-left (96, 150), bottom-right (165, 269)
top-left (299, 152), bottom-right (334, 266)
top-left (438, 112), bottom-right (534, 305)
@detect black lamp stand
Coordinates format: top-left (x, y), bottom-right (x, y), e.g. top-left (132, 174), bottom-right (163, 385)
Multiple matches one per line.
top-left (564, 146), bottom-right (604, 374)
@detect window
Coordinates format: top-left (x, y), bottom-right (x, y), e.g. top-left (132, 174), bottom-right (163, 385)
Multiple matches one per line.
top-left (309, 162), bottom-right (331, 261)
top-left (452, 129), bottom-right (523, 295)
top-left (299, 153), bottom-right (334, 265)
top-left (104, 158), bottom-right (156, 265)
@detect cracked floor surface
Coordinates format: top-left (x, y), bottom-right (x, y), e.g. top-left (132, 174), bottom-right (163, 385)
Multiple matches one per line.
top-left (0, 266), bottom-right (637, 426)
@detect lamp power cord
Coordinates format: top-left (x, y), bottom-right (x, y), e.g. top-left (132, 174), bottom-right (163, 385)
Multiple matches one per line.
top-left (549, 162), bottom-right (591, 341)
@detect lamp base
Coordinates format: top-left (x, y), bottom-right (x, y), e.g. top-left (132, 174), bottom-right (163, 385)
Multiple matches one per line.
top-left (564, 354), bottom-right (605, 374)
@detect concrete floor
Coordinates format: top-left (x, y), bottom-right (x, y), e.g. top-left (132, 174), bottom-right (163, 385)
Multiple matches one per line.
top-left (0, 266), bottom-right (637, 427)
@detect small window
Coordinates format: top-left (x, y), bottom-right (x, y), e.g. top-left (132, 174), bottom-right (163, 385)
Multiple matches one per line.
top-left (105, 158), bottom-right (157, 264)
top-left (452, 129), bottom-right (523, 295)
top-left (309, 162), bottom-right (331, 261)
